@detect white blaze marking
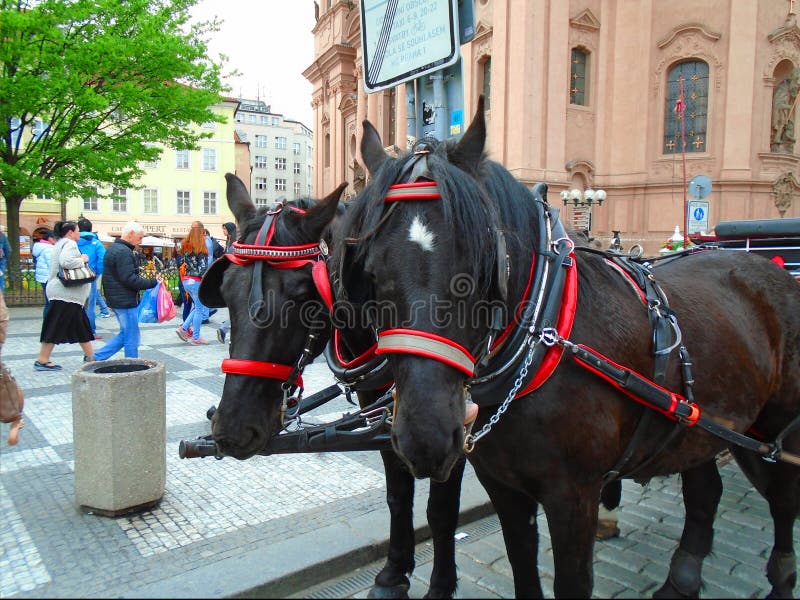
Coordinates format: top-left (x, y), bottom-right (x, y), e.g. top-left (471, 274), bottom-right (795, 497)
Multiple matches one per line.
top-left (408, 215), bottom-right (436, 252)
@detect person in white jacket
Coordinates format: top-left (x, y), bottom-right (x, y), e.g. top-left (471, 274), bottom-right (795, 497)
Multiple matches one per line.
top-left (34, 221), bottom-right (95, 371)
top-left (32, 230), bottom-right (55, 316)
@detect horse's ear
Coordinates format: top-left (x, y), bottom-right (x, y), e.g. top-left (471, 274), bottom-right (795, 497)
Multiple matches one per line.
top-left (225, 172), bottom-right (256, 227)
top-left (450, 95), bottom-right (486, 172)
top-left (361, 120), bottom-right (387, 177)
top-left (301, 182), bottom-right (348, 240)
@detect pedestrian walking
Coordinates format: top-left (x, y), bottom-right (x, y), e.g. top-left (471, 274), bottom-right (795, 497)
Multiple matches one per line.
top-left (216, 221), bottom-right (236, 344)
top-left (32, 230), bottom-right (55, 317)
top-left (34, 221), bottom-right (95, 371)
top-left (93, 221), bottom-right (159, 361)
top-left (175, 224), bottom-right (211, 345)
top-left (0, 229), bottom-right (10, 293)
top-left (76, 217), bottom-right (107, 339)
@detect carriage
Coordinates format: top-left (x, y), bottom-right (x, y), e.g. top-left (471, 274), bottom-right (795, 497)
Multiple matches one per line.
top-left (179, 99), bottom-right (799, 598)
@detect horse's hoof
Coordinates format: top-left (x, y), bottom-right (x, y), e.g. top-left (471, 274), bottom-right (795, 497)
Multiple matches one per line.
top-left (596, 519), bottom-right (620, 541)
top-left (367, 583), bottom-right (411, 599)
top-left (652, 581), bottom-right (695, 599)
top-left (206, 405), bottom-right (216, 420)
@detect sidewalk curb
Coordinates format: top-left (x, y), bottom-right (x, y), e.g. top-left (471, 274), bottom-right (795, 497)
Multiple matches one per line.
top-left (126, 474), bottom-right (494, 599)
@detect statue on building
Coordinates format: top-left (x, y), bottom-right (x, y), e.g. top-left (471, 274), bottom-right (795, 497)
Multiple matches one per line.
top-left (350, 159), bottom-right (366, 193)
top-left (771, 67), bottom-right (800, 153)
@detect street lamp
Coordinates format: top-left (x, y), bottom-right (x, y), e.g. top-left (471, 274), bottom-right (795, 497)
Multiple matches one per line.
top-left (560, 188), bottom-right (607, 239)
top-left (559, 188), bottom-right (607, 208)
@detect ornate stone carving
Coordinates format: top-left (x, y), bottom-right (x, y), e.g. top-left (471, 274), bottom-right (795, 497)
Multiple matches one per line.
top-left (653, 24), bottom-right (723, 98)
top-left (773, 171), bottom-right (798, 216)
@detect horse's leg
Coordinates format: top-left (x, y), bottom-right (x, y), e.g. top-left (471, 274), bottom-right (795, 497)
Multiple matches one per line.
top-left (732, 446), bottom-right (798, 599)
top-left (654, 460), bottom-right (722, 599)
top-left (369, 449), bottom-right (416, 599)
top-left (542, 481), bottom-right (600, 598)
top-left (474, 469), bottom-right (543, 598)
top-left (424, 455), bottom-right (466, 599)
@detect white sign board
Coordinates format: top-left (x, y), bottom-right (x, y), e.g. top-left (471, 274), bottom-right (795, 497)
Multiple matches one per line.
top-left (360, 0), bottom-right (460, 93)
top-left (687, 200), bottom-right (710, 234)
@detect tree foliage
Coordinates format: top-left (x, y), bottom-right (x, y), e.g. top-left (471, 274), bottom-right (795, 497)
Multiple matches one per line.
top-left (0, 0), bottom-right (228, 274)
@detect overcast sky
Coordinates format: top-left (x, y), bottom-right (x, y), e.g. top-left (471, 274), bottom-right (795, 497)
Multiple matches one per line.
top-left (189, 0), bottom-right (317, 127)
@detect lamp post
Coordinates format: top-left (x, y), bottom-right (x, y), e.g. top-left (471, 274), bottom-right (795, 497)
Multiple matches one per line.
top-left (560, 188), bottom-right (607, 237)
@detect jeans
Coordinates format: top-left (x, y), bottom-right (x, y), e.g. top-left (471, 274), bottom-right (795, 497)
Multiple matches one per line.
top-left (84, 279), bottom-right (100, 334)
top-left (40, 282), bottom-right (50, 318)
top-left (94, 306), bottom-right (141, 360)
top-left (181, 279), bottom-right (208, 340)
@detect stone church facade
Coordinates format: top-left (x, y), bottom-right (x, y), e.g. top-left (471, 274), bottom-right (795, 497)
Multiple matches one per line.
top-left (304, 1), bottom-right (800, 252)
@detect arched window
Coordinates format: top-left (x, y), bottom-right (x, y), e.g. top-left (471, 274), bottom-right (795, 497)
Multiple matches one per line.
top-left (664, 60), bottom-right (709, 154)
top-left (570, 48), bottom-right (588, 106)
top-left (324, 133), bottom-right (330, 168)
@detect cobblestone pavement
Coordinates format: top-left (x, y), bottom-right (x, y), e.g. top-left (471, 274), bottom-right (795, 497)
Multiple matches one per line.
top-left (1, 306), bottom-right (798, 598)
top-left (292, 458), bottom-right (800, 598)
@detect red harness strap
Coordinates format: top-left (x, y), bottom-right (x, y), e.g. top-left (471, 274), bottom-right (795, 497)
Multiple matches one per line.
top-left (221, 358), bottom-right (304, 387)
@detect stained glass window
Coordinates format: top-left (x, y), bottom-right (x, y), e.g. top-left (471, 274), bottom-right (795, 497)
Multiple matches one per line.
top-left (570, 48), bottom-right (587, 106)
top-left (664, 61), bottom-right (709, 154)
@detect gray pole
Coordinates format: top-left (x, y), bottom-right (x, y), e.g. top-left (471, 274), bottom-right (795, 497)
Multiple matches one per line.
top-left (431, 72), bottom-right (448, 140)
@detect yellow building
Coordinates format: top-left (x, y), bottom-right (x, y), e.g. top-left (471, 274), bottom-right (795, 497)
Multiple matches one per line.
top-left (5, 97), bottom-right (247, 250)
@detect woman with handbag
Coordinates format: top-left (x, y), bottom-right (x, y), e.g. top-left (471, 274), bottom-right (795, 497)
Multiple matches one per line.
top-left (35, 221), bottom-right (95, 371)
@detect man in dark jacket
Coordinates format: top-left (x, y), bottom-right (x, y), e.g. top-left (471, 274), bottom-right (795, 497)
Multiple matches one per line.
top-left (93, 221), bottom-right (158, 361)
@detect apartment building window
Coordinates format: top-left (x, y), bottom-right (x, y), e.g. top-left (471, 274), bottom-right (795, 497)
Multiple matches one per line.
top-left (255, 177), bottom-right (268, 190)
top-left (235, 113), bottom-right (244, 123)
top-left (293, 142), bottom-right (301, 155)
top-left (203, 191), bottom-right (217, 215)
top-left (664, 60), bottom-right (709, 154)
top-left (482, 57), bottom-right (492, 110)
top-left (247, 114), bottom-right (256, 123)
top-left (569, 49), bottom-right (587, 106)
top-left (254, 197), bottom-right (269, 208)
top-left (275, 136), bottom-right (287, 150)
top-left (255, 155), bottom-right (268, 169)
top-left (82, 188), bottom-right (99, 211)
top-left (272, 117), bottom-right (280, 126)
top-left (293, 162), bottom-right (300, 174)
top-left (143, 155), bottom-right (159, 168)
top-left (275, 157), bottom-right (286, 170)
top-left (275, 178), bottom-right (286, 191)
top-left (36, 192), bottom-right (52, 200)
top-left (294, 182), bottom-right (301, 196)
top-left (176, 190), bottom-right (191, 214)
top-left (202, 148), bottom-right (217, 171)
top-left (255, 135), bottom-right (268, 148)
top-left (112, 188), bottom-right (128, 212)
top-left (143, 188), bottom-right (159, 214)
top-left (202, 121), bottom-right (216, 130)
top-left (176, 149), bottom-right (190, 169)
top-left (260, 115), bottom-right (269, 125)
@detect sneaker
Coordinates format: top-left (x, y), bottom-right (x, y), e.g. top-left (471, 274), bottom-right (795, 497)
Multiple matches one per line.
top-left (94, 334), bottom-right (102, 340)
top-left (175, 326), bottom-right (189, 342)
top-left (83, 356), bottom-right (94, 363)
top-left (99, 312), bottom-right (112, 318)
top-left (34, 361), bottom-right (62, 371)
top-left (188, 337), bottom-right (209, 345)
top-left (216, 328), bottom-right (226, 344)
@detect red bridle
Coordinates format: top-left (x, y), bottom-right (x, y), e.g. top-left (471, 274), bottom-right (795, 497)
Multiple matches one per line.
top-left (221, 203), bottom-right (331, 386)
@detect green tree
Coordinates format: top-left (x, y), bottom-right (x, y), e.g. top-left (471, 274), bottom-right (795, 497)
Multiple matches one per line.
top-left (0, 0), bottom-right (228, 281)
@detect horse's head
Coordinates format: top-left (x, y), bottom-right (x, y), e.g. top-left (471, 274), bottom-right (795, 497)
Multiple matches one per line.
top-left (201, 173), bottom-right (347, 459)
top-left (337, 98), bottom-right (502, 480)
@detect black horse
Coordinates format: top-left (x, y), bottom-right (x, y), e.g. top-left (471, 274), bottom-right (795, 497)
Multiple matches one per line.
top-left (333, 98), bottom-right (800, 598)
top-left (197, 173), bottom-right (466, 598)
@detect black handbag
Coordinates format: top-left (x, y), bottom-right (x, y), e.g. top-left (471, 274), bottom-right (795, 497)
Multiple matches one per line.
top-left (57, 265), bottom-right (96, 286)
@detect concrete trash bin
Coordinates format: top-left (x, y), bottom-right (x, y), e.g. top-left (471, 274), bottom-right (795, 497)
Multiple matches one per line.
top-left (72, 358), bottom-right (166, 517)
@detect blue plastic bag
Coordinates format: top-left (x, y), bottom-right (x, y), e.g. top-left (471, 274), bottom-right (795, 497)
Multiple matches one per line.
top-left (137, 285), bottom-right (159, 323)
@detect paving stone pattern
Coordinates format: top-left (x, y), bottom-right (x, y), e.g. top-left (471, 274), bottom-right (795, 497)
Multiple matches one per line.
top-left (293, 462), bottom-right (799, 599)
